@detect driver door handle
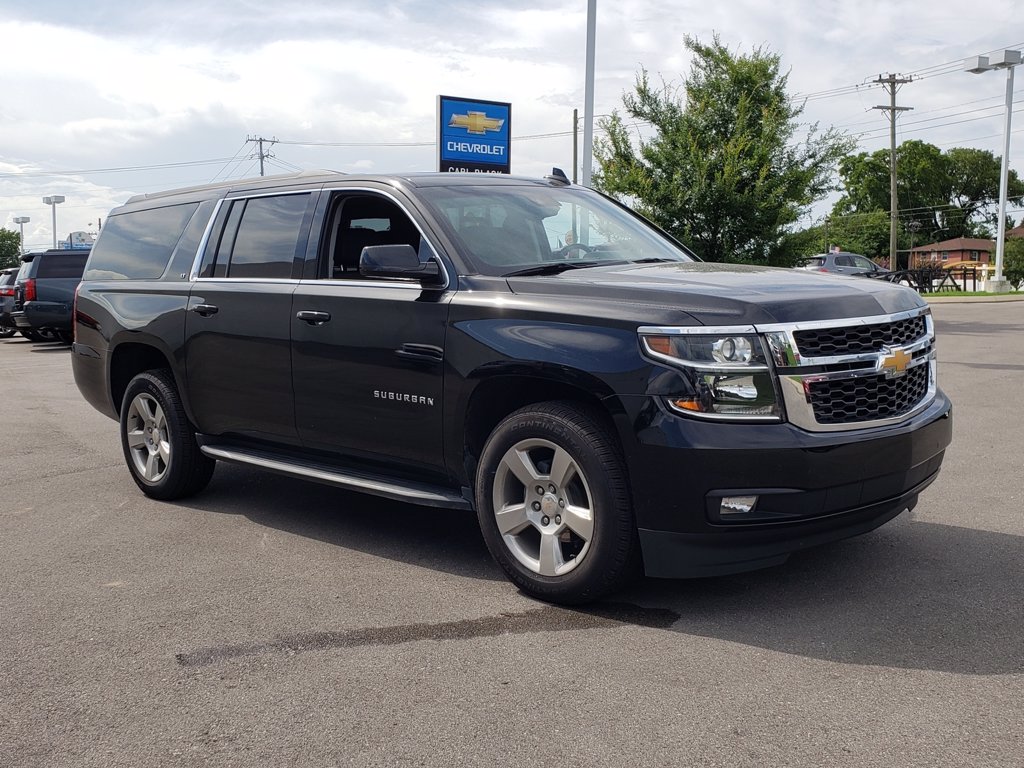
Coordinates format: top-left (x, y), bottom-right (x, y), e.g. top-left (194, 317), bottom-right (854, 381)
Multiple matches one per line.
top-left (191, 303), bottom-right (219, 316)
top-left (296, 310), bottom-right (331, 325)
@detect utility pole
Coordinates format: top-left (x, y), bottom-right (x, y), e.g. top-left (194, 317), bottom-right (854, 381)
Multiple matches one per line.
top-left (246, 135), bottom-right (278, 177)
top-left (572, 108), bottom-right (579, 184)
top-left (873, 75), bottom-right (913, 269)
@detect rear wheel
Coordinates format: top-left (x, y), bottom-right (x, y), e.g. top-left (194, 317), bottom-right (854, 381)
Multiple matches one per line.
top-left (0, 325), bottom-right (14, 338)
top-left (20, 329), bottom-right (46, 342)
top-left (120, 369), bottom-right (215, 500)
top-left (475, 401), bottom-right (638, 604)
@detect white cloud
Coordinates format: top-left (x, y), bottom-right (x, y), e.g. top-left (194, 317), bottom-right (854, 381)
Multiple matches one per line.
top-left (2, 1), bottom-right (1023, 244)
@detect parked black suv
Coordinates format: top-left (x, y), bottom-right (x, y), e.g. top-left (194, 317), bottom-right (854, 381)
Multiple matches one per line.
top-left (0, 267), bottom-right (19, 338)
top-left (12, 248), bottom-right (90, 343)
top-left (72, 171), bottom-right (952, 603)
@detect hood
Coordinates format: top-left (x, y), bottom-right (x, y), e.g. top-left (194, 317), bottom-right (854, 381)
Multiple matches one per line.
top-left (506, 261), bottom-right (925, 325)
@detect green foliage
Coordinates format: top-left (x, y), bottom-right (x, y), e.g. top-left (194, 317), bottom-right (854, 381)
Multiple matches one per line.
top-left (1004, 237), bottom-right (1024, 288)
top-left (593, 35), bottom-right (853, 266)
top-left (0, 228), bottom-right (21, 269)
top-left (825, 210), bottom-right (892, 261)
top-left (946, 147), bottom-right (1024, 233)
top-left (831, 141), bottom-right (1024, 242)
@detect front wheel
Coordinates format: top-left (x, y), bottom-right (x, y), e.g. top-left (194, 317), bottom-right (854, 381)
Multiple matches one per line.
top-left (475, 401), bottom-right (638, 604)
top-left (120, 369), bottom-right (215, 500)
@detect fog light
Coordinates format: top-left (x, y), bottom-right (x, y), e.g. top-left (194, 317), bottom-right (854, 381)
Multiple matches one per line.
top-left (720, 496), bottom-right (759, 516)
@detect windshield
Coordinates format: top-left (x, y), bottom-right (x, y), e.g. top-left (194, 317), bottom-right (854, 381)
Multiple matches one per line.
top-left (418, 184), bottom-right (695, 277)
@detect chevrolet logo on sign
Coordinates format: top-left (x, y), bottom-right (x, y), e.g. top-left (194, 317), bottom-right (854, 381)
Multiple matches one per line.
top-left (439, 95), bottom-right (511, 174)
top-left (878, 346), bottom-right (912, 378)
top-left (448, 111), bottom-right (505, 135)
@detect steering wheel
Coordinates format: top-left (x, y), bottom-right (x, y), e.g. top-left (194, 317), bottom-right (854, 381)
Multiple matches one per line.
top-left (554, 243), bottom-right (596, 259)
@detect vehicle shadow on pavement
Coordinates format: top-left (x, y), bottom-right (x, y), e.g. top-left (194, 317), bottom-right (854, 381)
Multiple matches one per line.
top-left (180, 463), bottom-right (504, 582)
top-left (622, 515), bottom-right (1024, 676)
top-left (177, 465), bottom-right (1022, 676)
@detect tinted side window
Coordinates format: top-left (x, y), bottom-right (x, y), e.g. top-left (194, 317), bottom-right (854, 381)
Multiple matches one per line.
top-left (37, 253), bottom-right (89, 278)
top-left (226, 194), bottom-right (310, 279)
top-left (85, 203), bottom-right (199, 280)
top-left (324, 194), bottom-right (423, 277)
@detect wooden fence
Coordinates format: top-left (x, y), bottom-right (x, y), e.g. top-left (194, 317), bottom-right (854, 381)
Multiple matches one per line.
top-left (869, 266), bottom-right (980, 293)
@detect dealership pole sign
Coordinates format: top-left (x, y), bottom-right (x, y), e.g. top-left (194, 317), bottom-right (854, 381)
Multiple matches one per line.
top-left (437, 95), bottom-right (511, 174)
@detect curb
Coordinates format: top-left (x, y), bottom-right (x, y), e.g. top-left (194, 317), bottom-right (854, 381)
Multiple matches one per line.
top-left (925, 294), bottom-right (1024, 303)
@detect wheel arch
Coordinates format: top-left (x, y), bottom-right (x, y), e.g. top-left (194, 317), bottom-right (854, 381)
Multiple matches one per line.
top-left (458, 368), bottom-right (628, 492)
top-left (109, 340), bottom-right (184, 416)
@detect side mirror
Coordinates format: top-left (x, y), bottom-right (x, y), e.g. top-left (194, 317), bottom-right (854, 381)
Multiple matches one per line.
top-left (359, 244), bottom-right (443, 286)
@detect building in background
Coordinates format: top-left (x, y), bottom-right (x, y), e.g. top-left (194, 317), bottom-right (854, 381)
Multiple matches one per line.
top-left (910, 237), bottom-right (993, 267)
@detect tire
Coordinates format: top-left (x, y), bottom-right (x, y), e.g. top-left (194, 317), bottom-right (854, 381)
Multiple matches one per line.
top-left (56, 329), bottom-right (74, 344)
top-left (120, 369), bottom-right (215, 500)
top-left (475, 401), bottom-right (638, 605)
top-left (20, 329), bottom-right (46, 342)
top-left (0, 325), bottom-right (15, 338)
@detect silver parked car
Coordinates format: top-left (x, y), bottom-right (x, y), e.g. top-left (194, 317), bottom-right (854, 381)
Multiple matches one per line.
top-left (798, 251), bottom-right (889, 277)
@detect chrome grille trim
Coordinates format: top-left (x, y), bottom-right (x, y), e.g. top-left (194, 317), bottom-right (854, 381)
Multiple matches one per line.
top-left (757, 306), bottom-right (937, 433)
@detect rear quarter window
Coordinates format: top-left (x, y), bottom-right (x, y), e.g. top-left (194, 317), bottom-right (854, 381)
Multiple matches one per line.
top-left (85, 203), bottom-right (199, 280)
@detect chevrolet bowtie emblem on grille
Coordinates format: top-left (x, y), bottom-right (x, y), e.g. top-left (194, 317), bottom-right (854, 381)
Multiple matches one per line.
top-left (448, 111), bottom-right (505, 135)
top-left (878, 346), bottom-right (912, 378)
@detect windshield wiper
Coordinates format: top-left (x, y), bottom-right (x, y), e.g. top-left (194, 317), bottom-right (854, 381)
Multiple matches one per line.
top-left (504, 260), bottom-right (628, 277)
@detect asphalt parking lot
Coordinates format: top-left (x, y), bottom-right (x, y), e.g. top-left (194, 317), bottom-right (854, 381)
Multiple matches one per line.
top-left (1, 301), bottom-right (1022, 768)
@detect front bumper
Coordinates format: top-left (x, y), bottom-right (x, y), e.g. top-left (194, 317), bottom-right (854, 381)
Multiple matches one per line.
top-left (616, 390), bottom-right (952, 578)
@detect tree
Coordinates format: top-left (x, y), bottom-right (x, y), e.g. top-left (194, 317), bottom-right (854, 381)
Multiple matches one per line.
top-left (0, 228), bottom-right (21, 269)
top-left (593, 35), bottom-right (853, 266)
top-left (946, 147), bottom-right (1024, 234)
top-left (1003, 237), bottom-right (1024, 289)
top-left (832, 141), bottom-right (1024, 242)
top-left (826, 210), bottom-right (893, 261)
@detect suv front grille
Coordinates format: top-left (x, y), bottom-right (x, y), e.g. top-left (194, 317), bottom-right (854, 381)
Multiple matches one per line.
top-left (765, 307), bottom-right (937, 433)
top-left (793, 315), bottom-right (927, 357)
top-left (806, 363), bottom-right (930, 425)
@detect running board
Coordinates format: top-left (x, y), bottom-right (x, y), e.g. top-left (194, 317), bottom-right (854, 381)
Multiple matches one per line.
top-left (199, 444), bottom-right (472, 510)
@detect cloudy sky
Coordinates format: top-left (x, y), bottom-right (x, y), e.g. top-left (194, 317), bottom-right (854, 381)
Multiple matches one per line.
top-left (1, 0), bottom-right (1021, 250)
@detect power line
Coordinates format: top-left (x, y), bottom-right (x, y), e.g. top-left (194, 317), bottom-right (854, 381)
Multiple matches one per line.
top-left (0, 156), bottom-right (243, 179)
top-left (208, 142), bottom-right (251, 184)
top-left (855, 106), bottom-right (1024, 141)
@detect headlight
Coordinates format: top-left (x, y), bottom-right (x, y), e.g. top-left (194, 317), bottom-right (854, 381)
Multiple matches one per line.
top-left (640, 328), bottom-right (782, 421)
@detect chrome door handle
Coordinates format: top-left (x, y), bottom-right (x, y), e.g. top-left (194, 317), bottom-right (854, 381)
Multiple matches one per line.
top-left (296, 310), bottom-right (331, 325)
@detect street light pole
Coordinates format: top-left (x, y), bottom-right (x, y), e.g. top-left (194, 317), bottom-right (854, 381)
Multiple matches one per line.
top-left (13, 216), bottom-right (29, 256)
top-left (994, 60), bottom-right (1016, 285)
top-left (42, 195), bottom-right (66, 250)
top-left (965, 49), bottom-right (1020, 292)
top-left (581, 0), bottom-right (596, 189)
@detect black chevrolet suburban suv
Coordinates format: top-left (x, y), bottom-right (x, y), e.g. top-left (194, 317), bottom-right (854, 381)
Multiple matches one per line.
top-left (72, 171), bottom-right (952, 603)
top-left (13, 248), bottom-right (90, 343)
